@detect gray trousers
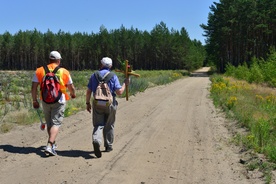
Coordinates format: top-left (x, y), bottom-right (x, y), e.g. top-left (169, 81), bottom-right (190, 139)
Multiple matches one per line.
top-left (92, 101), bottom-right (117, 148)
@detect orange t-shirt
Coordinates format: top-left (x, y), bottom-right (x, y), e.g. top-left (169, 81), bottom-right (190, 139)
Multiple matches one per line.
top-left (35, 63), bottom-right (71, 100)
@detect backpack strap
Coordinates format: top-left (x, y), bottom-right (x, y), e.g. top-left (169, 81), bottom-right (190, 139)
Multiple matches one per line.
top-left (104, 72), bottom-right (115, 82)
top-left (43, 65), bottom-right (60, 74)
top-left (43, 65), bottom-right (50, 74)
top-left (95, 71), bottom-right (114, 83)
top-left (52, 66), bottom-right (60, 74)
top-left (94, 71), bottom-right (101, 82)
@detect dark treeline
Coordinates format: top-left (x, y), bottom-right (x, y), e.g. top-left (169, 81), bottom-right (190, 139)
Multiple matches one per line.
top-left (0, 21), bottom-right (206, 71)
top-left (201, 0), bottom-right (276, 72)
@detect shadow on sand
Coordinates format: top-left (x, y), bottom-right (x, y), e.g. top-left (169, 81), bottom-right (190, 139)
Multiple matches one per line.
top-left (0, 144), bottom-right (95, 159)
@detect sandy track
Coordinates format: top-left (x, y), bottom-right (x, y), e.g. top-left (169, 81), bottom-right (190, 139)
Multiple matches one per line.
top-left (0, 67), bottom-right (264, 184)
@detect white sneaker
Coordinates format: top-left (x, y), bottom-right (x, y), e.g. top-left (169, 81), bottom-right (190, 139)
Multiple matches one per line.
top-left (44, 146), bottom-right (57, 156)
top-left (52, 143), bottom-right (58, 150)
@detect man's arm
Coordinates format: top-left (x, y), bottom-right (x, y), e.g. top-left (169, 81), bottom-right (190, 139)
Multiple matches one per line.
top-left (115, 78), bottom-right (130, 95)
top-left (86, 89), bottom-right (92, 113)
top-left (31, 82), bottom-right (40, 108)
top-left (67, 84), bottom-right (76, 98)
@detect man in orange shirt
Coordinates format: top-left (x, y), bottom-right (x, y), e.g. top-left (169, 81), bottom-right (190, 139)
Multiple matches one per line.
top-left (31, 51), bottom-right (76, 156)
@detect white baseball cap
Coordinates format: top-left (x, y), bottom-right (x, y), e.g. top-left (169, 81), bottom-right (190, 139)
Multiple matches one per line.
top-left (49, 51), bottom-right (62, 60)
top-left (101, 57), bottom-right (112, 68)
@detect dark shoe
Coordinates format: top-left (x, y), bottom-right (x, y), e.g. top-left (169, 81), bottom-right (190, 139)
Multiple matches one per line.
top-left (93, 141), bottom-right (102, 158)
top-left (105, 146), bottom-right (113, 152)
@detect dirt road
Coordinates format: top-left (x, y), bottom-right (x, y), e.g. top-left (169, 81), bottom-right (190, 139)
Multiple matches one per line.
top-left (0, 67), bottom-right (264, 184)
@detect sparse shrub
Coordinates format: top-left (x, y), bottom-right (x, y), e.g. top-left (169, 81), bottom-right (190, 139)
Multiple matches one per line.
top-left (225, 51), bottom-right (276, 87)
top-left (249, 61), bottom-right (264, 84)
top-left (0, 123), bottom-right (14, 133)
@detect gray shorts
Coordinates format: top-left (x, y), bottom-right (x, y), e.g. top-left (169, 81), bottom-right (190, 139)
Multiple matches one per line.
top-left (42, 101), bottom-right (66, 127)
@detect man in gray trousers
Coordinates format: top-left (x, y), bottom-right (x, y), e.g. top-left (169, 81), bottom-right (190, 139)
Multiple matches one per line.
top-left (86, 57), bottom-right (129, 158)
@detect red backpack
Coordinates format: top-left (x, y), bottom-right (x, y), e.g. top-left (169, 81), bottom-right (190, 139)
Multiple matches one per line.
top-left (41, 66), bottom-right (62, 104)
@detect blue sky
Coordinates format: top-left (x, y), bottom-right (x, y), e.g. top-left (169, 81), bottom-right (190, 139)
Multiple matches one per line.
top-left (0, 0), bottom-right (218, 44)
